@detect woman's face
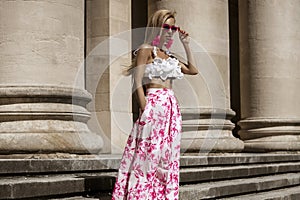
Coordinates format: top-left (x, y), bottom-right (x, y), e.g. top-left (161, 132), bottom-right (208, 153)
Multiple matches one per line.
top-left (161, 17), bottom-right (178, 44)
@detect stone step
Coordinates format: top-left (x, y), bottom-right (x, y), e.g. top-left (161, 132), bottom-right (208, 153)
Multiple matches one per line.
top-left (2, 161), bottom-right (300, 193)
top-left (27, 185), bottom-right (300, 200)
top-left (222, 185), bottom-right (300, 200)
top-left (1, 154), bottom-right (300, 199)
top-left (1, 153), bottom-right (300, 175)
top-left (179, 172), bottom-right (300, 199)
top-left (48, 194), bottom-right (110, 200)
top-left (180, 153), bottom-right (300, 167)
top-left (48, 196), bottom-right (99, 200)
top-left (0, 154), bottom-right (120, 175)
top-left (180, 161), bottom-right (300, 183)
top-left (1, 171), bottom-right (300, 199)
top-left (0, 172), bottom-right (116, 199)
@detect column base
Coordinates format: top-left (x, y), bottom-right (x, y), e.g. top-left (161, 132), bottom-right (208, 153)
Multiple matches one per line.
top-left (0, 120), bottom-right (102, 154)
top-left (238, 118), bottom-right (300, 152)
top-left (180, 108), bottom-right (244, 153)
top-left (0, 85), bottom-right (103, 154)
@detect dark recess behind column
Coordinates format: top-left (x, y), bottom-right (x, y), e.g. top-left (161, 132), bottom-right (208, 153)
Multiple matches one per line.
top-left (131, 0), bottom-right (148, 122)
top-left (84, 0), bottom-right (87, 89)
top-left (229, 0), bottom-right (241, 138)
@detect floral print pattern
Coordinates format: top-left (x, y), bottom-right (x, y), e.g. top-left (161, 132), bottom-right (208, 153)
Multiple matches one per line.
top-left (112, 88), bottom-right (182, 200)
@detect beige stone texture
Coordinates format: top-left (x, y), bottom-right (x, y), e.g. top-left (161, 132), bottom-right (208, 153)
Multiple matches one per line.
top-left (149, 0), bottom-right (244, 152)
top-left (238, 0), bottom-right (300, 152)
top-left (86, 0), bottom-right (132, 154)
top-left (0, 0), bottom-right (103, 154)
top-left (0, 0), bottom-right (85, 87)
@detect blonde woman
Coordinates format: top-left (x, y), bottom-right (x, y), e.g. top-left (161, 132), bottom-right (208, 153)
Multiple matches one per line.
top-left (112, 9), bottom-right (198, 200)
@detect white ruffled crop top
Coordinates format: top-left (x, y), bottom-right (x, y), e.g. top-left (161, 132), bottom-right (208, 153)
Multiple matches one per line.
top-left (143, 46), bottom-right (184, 80)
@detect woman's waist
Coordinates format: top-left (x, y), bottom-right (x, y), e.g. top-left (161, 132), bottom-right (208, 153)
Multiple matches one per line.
top-left (143, 73), bottom-right (183, 80)
top-left (145, 85), bottom-right (175, 95)
top-left (145, 82), bottom-right (172, 89)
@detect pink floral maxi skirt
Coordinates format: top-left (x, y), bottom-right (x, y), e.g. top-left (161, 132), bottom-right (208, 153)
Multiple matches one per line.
top-left (112, 88), bottom-right (182, 200)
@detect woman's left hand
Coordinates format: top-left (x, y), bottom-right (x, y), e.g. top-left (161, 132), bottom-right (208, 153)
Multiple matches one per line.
top-left (178, 28), bottom-right (190, 45)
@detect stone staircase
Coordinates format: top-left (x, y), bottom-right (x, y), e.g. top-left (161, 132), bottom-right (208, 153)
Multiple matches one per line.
top-left (1, 153), bottom-right (300, 199)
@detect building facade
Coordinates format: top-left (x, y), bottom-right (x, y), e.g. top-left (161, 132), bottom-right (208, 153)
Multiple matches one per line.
top-left (0, 0), bottom-right (300, 199)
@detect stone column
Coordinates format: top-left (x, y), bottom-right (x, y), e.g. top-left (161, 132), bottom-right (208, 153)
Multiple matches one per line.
top-left (86, 0), bottom-right (132, 154)
top-left (238, 0), bottom-right (300, 152)
top-left (149, 0), bottom-right (244, 153)
top-left (0, 0), bottom-right (103, 154)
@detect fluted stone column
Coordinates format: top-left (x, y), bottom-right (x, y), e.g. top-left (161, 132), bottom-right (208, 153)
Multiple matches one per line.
top-left (238, 0), bottom-right (300, 152)
top-left (86, 0), bottom-right (132, 154)
top-left (0, 0), bottom-right (103, 154)
top-left (149, 0), bottom-right (244, 153)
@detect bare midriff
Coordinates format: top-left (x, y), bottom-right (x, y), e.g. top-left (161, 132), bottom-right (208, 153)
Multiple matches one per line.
top-left (143, 77), bottom-right (173, 89)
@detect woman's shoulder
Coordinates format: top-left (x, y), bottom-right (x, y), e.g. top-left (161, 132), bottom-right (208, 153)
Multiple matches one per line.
top-left (139, 43), bottom-right (153, 49)
top-left (133, 44), bottom-right (154, 56)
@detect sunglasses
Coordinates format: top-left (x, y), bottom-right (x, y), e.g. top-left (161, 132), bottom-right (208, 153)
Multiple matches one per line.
top-left (162, 24), bottom-right (179, 32)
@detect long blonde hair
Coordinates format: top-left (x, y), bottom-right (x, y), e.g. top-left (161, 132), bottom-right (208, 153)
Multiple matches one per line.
top-left (123, 9), bottom-right (177, 76)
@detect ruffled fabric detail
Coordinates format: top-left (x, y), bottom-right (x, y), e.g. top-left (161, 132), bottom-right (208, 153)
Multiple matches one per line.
top-left (145, 57), bottom-right (184, 80)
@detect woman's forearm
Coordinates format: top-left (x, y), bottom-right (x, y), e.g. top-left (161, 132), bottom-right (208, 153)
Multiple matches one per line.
top-left (183, 44), bottom-right (198, 75)
top-left (133, 46), bottom-right (152, 110)
top-left (134, 65), bottom-right (147, 110)
top-left (136, 86), bottom-right (146, 110)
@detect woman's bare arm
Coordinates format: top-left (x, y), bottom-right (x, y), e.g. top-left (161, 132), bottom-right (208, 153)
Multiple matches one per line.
top-left (177, 28), bottom-right (198, 75)
top-left (134, 46), bottom-right (152, 111)
top-left (179, 44), bottom-right (198, 75)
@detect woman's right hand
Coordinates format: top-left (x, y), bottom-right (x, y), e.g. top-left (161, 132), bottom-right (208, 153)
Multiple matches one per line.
top-left (178, 27), bottom-right (190, 45)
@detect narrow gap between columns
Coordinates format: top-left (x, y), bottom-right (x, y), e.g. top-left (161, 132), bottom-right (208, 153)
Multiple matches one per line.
top-left (228, 0), bottom-right (241, 139)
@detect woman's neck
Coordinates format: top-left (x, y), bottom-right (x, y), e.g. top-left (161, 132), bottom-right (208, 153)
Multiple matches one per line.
top-left (156, 46), bottom-right (171, 56)
top-left (157, 38), bottom-right (165, 50)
